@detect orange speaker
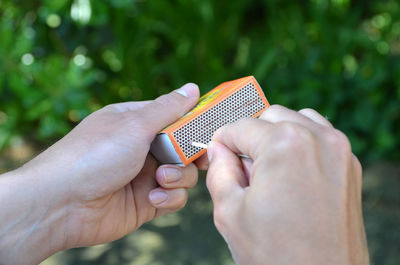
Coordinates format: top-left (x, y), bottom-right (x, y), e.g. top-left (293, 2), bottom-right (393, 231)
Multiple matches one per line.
top-left (150, 76), bottom-right (270, 166)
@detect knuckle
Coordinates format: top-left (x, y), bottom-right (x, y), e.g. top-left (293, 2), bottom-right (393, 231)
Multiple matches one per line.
top-left (325, 129), bottom-right (351, 153)
top-left (298, 108), bottom-right (317, 115)
top-left (278, 122), bottom-right (298, 137)
top-left (267, 104), bottom-right (285, 112)
top-left (269, 123), bottom-right (314, 154)
top-left (278, 122), bottom-right (312, 143)
top-left (260, 104), bottom-right (284, 119)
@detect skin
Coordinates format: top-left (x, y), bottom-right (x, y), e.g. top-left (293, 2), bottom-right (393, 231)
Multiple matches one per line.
top-left (0, 83), bottom-right (201, 265)
top-left (206, 105), bottom-right (370, 265)
top-left (0, 84), bottom-right (370, 265)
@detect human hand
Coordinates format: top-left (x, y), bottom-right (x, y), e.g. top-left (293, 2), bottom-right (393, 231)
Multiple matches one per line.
top-left (206, 105), bottom-right (369, 265)
top-left (0, 84), bottom-right (200, 265)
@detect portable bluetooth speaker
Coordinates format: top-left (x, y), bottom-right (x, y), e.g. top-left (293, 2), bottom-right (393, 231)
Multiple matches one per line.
top-left (150, 76), bottom-right (270, 166)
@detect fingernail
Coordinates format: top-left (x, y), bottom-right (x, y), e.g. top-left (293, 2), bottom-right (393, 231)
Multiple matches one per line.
top-left (149, 190), bottom-right (168, 205)
top-left (162, 167), bottom-right (183, 183)
top-left (207, 141), bottom-right (214, 162)
top-left (175, 83), bottom-right (199, 98)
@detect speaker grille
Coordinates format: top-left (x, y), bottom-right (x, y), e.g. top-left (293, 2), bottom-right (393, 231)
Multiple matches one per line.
top-left (173, 82), bottom-right (266, 159)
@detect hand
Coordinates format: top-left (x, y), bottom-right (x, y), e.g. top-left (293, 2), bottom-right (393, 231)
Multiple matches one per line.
top-left (0, 84), bottom-right (200, 265)
top-left (206, 105), bottom-right (369, 265)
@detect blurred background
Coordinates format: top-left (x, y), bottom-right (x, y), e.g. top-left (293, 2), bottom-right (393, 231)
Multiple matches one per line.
top-left (0, 0), bottom-right (399, 264)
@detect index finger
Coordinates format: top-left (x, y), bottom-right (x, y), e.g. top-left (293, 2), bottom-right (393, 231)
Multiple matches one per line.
top-left (212, 118), bottom-right (273, 159)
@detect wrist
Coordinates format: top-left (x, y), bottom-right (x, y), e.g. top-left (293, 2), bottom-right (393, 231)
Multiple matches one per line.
top-left (0, 167), bottom-right (70, 265)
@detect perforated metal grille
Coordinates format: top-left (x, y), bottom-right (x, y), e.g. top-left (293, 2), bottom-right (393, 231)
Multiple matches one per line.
top-left (173, 82), bottom-right (267, 159)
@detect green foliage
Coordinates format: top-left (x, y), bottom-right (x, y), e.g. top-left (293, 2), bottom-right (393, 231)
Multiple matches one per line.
top-left (1, 1), bottom-right (399, 264)
top-left (0, 0), bottom-right (400, 159)
top-left (1, 0), bottom-right (399, 161)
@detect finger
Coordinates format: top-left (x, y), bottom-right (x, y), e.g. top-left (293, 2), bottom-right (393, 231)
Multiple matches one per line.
top-left (153, 205), bottom-right (183, 219)
top-left (194, 154), bottom-right (209, 170)
top-left (130, 155), bottom-right (159, 226)
top-left (148, 188), bottom-right (188, 209)
top-left (156, 163), bottom-right (198, 189)
top-left (240, 156), bottom-right (253, 184)
top-left (153, 208), bottom-right (174, 218)
top-left (298, 108), bottom-right (333, 127)
top-left (260, 105), bottom-right (322, 131)
top-left (212, 117), bottom-right (272, 158)
top-left (134, 83), bottom-right (200, 137)
top-left (101, 101), bottom-right (152, 113)
top-left (206, 141), bottom-right (246, 206)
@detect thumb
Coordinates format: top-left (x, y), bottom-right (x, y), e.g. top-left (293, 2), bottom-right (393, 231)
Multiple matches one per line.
top-left (135, 83), bottom-right (200, 136)
top-left (206, 141), bottom-right (246, 207)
